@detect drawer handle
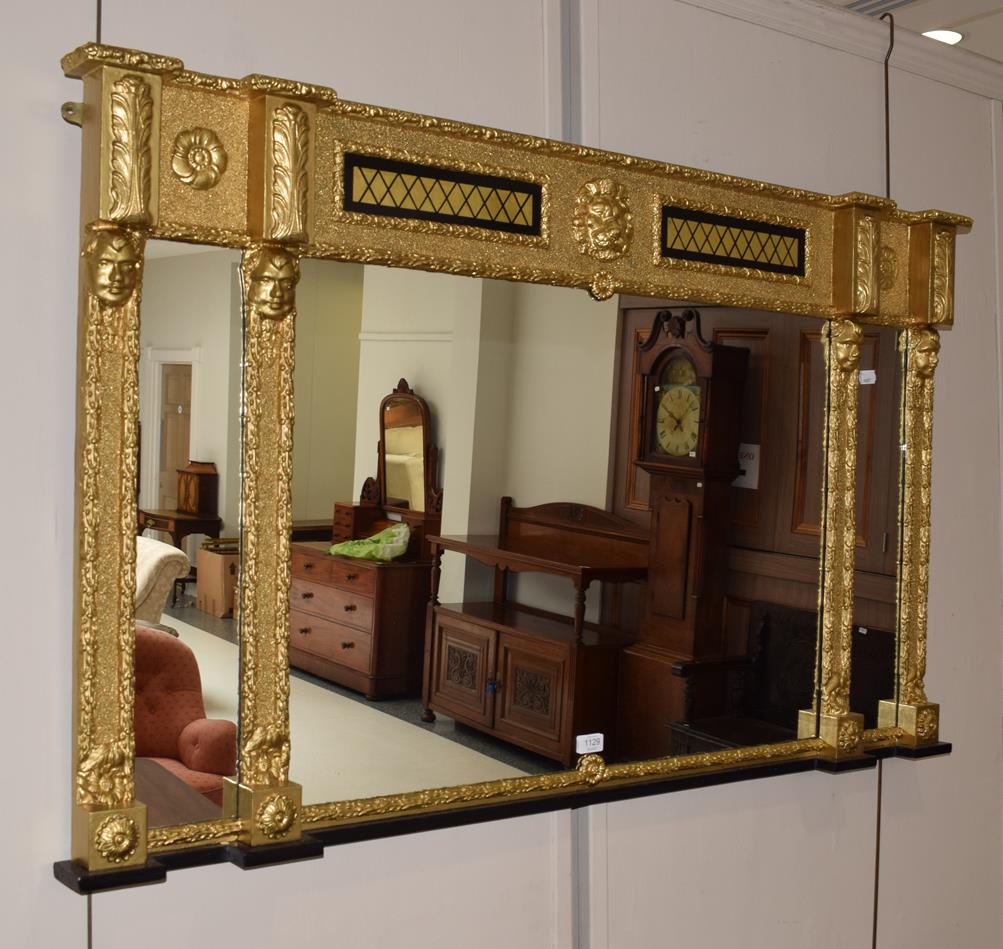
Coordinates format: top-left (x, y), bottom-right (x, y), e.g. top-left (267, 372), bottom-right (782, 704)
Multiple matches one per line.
top-left (304, 562), bottom-right (314, 571)
top-left (301, 592), bottom-right (314, 600)
top-left (346, 573), bottom-right (359, 581)
top-left (343, 604), bottom-right (357, 612)
top-left (341, 641), bottom-right (355, 649)
top-left (485, 679), bottom-right (501, 694)
top-left (299, 627), bottom-right (312, 635)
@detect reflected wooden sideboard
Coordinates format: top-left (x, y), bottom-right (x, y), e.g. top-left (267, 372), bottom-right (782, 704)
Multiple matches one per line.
top-left (422, 499), bottom-right (647, 766)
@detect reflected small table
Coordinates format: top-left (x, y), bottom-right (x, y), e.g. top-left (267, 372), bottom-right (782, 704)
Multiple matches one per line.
top-left (137, 508), bottom-right (222, 604)
top-left (135, 757), bottom-right (221, 827)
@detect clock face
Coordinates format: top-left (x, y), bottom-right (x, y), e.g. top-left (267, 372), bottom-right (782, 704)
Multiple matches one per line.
top-left (655, 384), bottom-right (701, 457)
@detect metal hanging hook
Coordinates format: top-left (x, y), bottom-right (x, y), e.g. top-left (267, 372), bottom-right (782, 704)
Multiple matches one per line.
top-left (879, 12), bottom-right (894, 200)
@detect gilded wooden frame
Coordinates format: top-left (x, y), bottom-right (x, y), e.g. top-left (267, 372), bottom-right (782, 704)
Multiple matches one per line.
top-left (61, 43), bottom-right (967, 872)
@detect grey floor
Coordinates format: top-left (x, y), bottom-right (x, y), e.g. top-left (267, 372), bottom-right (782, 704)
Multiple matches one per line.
top-left (164, 594), bottom-right (555, 776)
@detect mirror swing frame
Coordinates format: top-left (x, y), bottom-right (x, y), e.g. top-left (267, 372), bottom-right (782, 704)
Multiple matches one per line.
top-left (57, 43), bottom-right (967, 885)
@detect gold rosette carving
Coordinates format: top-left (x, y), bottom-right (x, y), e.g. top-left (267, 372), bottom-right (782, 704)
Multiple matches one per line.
top-left (257, 793), bottom-right (298, 839)
top-left (94, 814), bottom-right (139, 863)
top-left (588, 270), bottom-right (617, 301)
top-left (171, 127), bottom-right (228, 189)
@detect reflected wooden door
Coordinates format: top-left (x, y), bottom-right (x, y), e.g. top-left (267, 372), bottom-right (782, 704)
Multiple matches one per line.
top-left (159, 363), bottom-right (191, 510)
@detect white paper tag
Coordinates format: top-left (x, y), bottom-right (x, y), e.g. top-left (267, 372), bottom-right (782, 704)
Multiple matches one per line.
top-left (859, 369), bottom-right (877, 385)
top-left (733, 443), bottom-right (760, 489)
top-left (576, 733), bottom-right (604, 754)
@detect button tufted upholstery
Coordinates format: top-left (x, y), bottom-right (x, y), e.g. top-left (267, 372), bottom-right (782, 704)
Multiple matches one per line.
top-left (134, 624), bottom-right (237, 804)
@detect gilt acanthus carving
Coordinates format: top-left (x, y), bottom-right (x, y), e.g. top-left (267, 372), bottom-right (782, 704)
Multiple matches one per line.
top-left (932, 230), bottom-right (953, 324)
top-left (269, 104), bottom-right (310, 240)
top-left (853, 215), bottom-right (878, 313)
top-left (108, 75), bottom-right (154, 222)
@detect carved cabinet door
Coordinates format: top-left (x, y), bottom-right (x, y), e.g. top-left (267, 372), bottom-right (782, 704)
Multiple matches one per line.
top-left (429, 613), bottom-right (496, 727)
top-left (494, 633), bottom-right (569, 758)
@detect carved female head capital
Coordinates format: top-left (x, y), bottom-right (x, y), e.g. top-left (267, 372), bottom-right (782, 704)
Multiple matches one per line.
top-left (247, 248), bottom-right (300, 320)
top-left (82, 227), bottom-right (141, 305)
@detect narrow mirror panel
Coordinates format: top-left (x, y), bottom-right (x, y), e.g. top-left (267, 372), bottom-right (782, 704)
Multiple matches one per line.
top-left (135, 240), bottom-right (243, 827)
top-left (847, 324), bottom-right (900, 731)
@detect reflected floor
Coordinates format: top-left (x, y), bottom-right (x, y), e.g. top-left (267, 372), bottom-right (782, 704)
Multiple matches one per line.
top-left (164, 597), bottom-right (555, 781)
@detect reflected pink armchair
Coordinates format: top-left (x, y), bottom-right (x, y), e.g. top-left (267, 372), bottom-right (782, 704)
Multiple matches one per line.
top-left (134, 624), bottom-right (237, 804)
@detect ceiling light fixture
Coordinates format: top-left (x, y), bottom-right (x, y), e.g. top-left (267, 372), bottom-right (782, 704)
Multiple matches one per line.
top-left (922, 30), bottom-right (963, 45)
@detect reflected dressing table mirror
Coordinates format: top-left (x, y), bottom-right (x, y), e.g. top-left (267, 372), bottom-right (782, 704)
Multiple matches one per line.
top-left (55, 42), bottom-right (968, 888)
top-left (288, 379), bottom-right (441, 698)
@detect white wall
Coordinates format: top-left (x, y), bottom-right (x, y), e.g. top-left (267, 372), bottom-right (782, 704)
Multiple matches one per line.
top-left (4, 2), bottom-right (1001, 948)
top-left (585, 3), bottom-right (1003, 946)
top-left (292, 259), bottom-right (364, 520)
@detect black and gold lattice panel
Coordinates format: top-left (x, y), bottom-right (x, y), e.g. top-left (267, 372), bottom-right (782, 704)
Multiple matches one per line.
top-left (661, 206), bottom-right (805, 276)
top-left (344, 153), bottom-right (541, 236)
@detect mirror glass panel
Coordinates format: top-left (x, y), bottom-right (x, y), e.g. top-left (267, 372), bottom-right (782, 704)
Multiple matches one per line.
top-left (286, 263), bottom-right (829, 807)
top-left (135, 239), bottom-right (243, 826)
top-left (383, 394), bottom-right (427, 512)
top-left (847, 324), bottom-right (901, 730)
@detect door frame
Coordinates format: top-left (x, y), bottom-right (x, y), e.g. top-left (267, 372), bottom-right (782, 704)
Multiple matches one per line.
top-left (139, 346), bottom-right (203, 511)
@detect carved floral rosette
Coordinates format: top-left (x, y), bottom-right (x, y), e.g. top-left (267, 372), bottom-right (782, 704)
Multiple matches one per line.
top-left (172, 127), bottom-right (228, 189)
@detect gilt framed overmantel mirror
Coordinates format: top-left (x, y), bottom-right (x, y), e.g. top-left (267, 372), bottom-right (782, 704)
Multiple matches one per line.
top-left (56, 42), bottom-right (968, 889)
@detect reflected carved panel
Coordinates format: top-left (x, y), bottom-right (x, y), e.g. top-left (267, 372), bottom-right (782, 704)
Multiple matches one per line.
top-left (512, 668), bottom-right (552, 716)
top-left (446, 645), bottom-right (478, 693)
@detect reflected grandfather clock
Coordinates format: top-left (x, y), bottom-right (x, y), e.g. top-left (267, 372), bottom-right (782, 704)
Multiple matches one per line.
top-left (619, 309), bottom-right (749, 759)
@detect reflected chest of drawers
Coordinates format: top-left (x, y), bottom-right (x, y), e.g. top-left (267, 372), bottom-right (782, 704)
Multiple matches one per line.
top-left (289, 541), bottom-right (432, 699)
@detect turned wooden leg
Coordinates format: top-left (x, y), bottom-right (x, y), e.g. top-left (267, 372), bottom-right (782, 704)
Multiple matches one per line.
top-left (421, 708), bottom-right (436, 723)
top-left (572, 582), bottom-right (590, 643)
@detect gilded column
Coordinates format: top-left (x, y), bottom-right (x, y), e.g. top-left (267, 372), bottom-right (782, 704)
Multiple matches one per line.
top-left (225, 245), bottom-right (303, 846)
top-left (878, 327), bottom-right (941, 744)
top-left (72, 224), bottom-right (149, 870)
top-left (798, 319), bottom-right (865, 755)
